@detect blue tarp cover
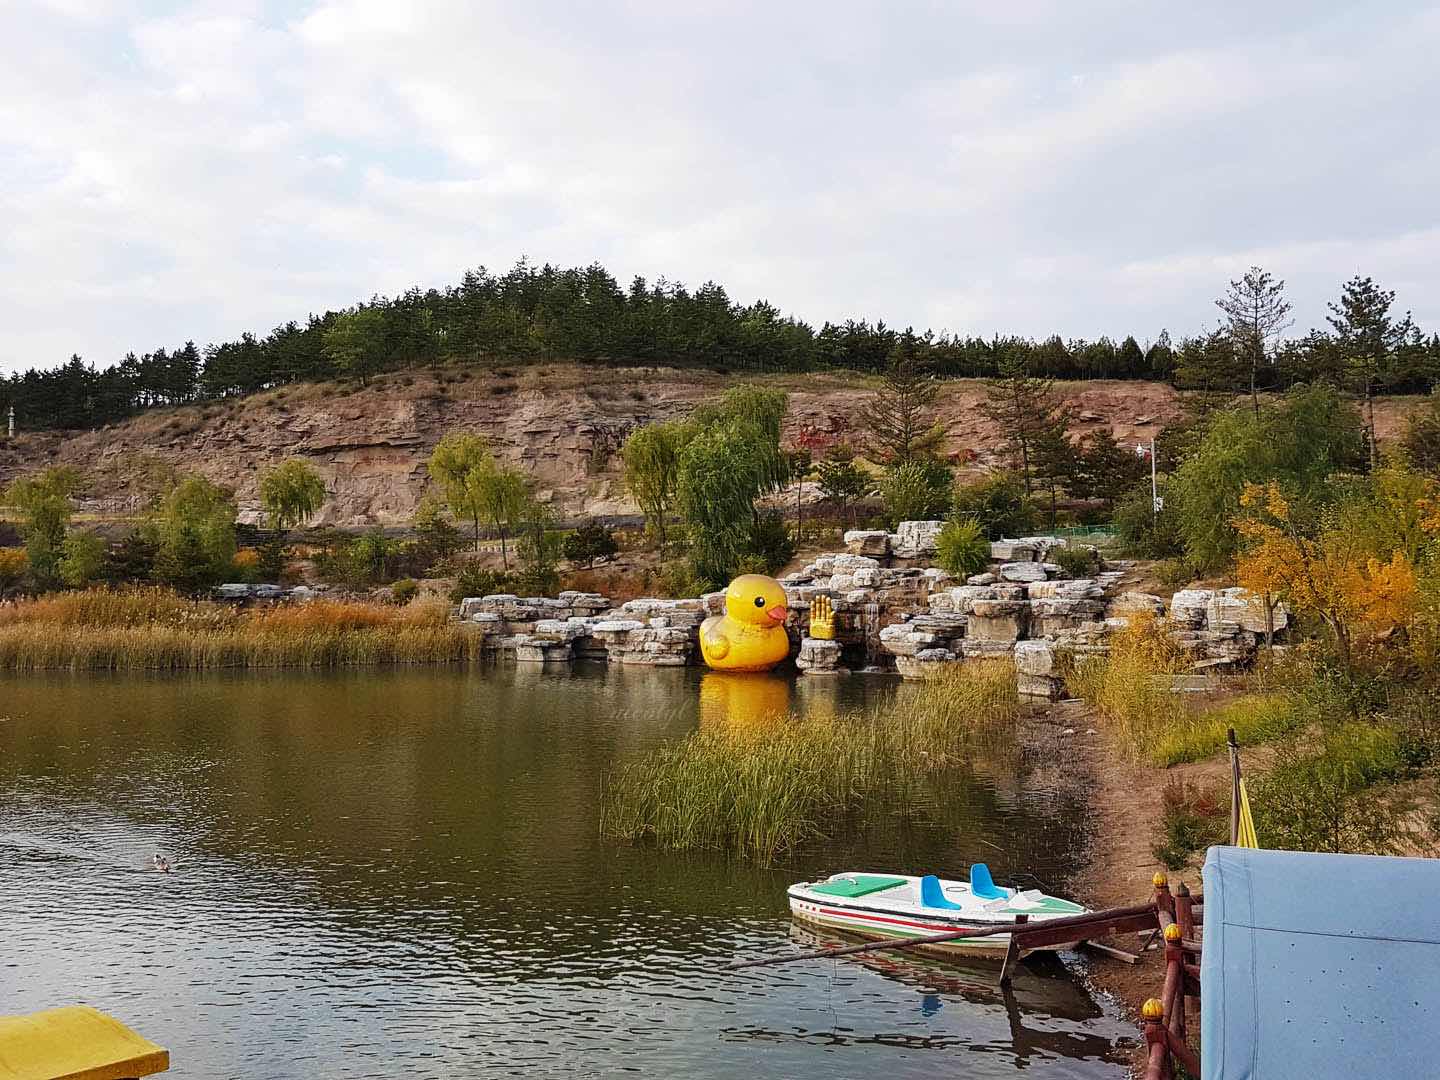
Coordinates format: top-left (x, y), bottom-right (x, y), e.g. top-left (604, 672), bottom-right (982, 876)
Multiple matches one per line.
top-left (1201, 846), bottom-right (1440, 1079)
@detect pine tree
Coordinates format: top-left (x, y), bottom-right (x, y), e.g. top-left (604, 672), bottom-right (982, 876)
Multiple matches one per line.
top-left (1327, 275), bottom-right (1416, 468)
top-left (979, 353), bottom-right (1057, 496)
top-left (861, 333), bottom-right (944, 464)
top-left (1215, 267), bottom-right (1293, 414)
top-left (1173, 331), bottom-right (1246, 396)
top-left (1029, 414), bottom-right (1078, 529)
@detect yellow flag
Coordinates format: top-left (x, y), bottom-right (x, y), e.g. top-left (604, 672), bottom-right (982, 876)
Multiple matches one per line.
top-left (1236, 778), bottom-right (1260, 848)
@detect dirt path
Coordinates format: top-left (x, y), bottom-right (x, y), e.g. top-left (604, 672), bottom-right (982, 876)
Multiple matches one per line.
top-left (1033, 698), bottom-right (1231, 1074)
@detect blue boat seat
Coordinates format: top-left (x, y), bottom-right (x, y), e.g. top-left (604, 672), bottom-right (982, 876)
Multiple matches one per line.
top-left (969, 862), bottom-right (1009, 900)
top-left (919, 874), bottom-right (962, 910)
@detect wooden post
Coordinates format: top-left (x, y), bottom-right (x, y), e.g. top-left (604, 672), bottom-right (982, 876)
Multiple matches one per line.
top-left (1152, 871), bottom-right (1174, 918)
top-left (998, 914), bottom-right (1029, 987)
top-left (1228, 727), bottom-right (1241, 846)
top-left (1163, 923), bottom-right (1187, 1043)
top-left (1141, 998), bottom-right (1170, 1080)
top-left (1175, 882), bottom-right (1195, 942)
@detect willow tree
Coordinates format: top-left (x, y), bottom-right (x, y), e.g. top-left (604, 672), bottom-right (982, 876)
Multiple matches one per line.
top-left (6, 466), bottom-right (83, 585)
top-left (258, 458), bottom-right (326, 535)
top-left (676, 385), bottom-right (790, 585)
top-left (622, 420), bottom-right (689, 548)
top-left (150, 475), bottom-right (238, 591)
top-left (478, 466), bottom-right (530, 570)
top-left (428, 433), bottom-right (495, 551)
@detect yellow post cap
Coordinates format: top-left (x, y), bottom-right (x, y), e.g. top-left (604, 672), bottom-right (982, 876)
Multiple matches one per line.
top-left (1152, 871), bottom-right (1169, 887)
top-left (1164, 922), bottom-right (1183, 942)
top-left (1141, 998), bottom-right (1165, 1021)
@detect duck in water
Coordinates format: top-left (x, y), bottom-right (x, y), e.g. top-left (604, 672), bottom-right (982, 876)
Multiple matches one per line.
top-left (151, 854), bottom-right (172, 873)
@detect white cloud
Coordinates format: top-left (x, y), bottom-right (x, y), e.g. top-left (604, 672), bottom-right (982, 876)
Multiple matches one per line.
top-left (2, 0), bottom-right (1439, 373)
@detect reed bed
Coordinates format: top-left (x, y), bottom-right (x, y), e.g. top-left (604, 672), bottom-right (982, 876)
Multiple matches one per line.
top-left (0, 588), bottom-right (480, 671)
top-left (1063, 613), bottom-right (1188, 759)
top-left (601, 661), bottom-right (1019, 863)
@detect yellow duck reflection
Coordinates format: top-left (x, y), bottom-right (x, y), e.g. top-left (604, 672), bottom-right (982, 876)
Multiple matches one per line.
top-left (698, 672), bottom-right (793, 730)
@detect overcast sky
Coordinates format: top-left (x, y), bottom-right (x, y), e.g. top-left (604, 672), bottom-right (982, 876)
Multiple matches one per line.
top-left (3, 1), bottom-right (1438, 374)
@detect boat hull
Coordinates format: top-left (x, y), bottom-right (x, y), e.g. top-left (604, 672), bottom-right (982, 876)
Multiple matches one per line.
top-left (787, 873), bottom-right (1085, 958)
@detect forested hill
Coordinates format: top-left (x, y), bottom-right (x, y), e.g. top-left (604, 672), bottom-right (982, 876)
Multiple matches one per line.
top-left (5, 259), bottom-right (1438, 433)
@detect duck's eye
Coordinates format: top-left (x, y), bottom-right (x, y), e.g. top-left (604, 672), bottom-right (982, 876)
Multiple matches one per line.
top-left (754, 596), bottom-right (766, 607)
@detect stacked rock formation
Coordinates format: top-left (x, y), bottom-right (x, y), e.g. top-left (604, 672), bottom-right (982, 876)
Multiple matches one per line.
top-left (451, 526), bottom-right (1287, 691)
top-left (458, 592), bottom-right (705, 665)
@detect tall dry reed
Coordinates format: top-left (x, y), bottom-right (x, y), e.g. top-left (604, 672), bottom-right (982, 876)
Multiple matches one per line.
top-left (601, 660), bottom-right (1018, 863)
top-left (0, 588), bottom-right (480, 671)
top-left (1063, 611), bottom-right (1188, 758)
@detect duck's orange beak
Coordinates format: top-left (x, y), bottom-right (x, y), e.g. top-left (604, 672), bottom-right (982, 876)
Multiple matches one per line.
top-left (767, 605), bottom-right (789, 624)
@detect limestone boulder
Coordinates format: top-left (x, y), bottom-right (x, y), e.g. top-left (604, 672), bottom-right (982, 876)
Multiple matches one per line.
top-left (1107, 592), bottom-right (1167, 620)
top-left (1014, 639), bottom-right (1059, 677)
top-left (796, 637), bottom-right (844, 675)
top-left (990, 540), bottom-right (1039, 562)
top-left (894, 653), bottom-right (966, 680)
top-left (843, 529), bottom-right (891, 557)
top-left (968, 600), bottom-right (1028, 642)
top-left (1210, 587), bottom-right (1289, 636)
top-left (890, 520), bottom-right (945, 559)
top-left (1169, 589), bottom-right (1213, 628)
top-left (999, 562), bottom-right (1048, 583)
top-left (928, 585), bottom-right (997, 616)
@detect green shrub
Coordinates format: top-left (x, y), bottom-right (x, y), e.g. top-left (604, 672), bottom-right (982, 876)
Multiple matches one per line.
top-left (1114, 483), bottom-right (1184, 558)
top-left (1053, 544), bottom-right (1099, 579)
top-left (951, 473), bottom-right (1034, 539)
top-left (58, 531), bottom-right (107, 589)
top-left (1251, 723), bottom-right (1414, 854)
top-left (390, 578), bottom-right (419, 605)
top-left (449, 565), bottom-right (513, 603)
top-left (1152, 777), bottom-right (1226, 869)
top-left (878, 459), bottom-right (952, 525)
top-left (935, 516), bottom-right (990, 578)
top-left (741, 512), bottom-right (796, 575)
top-left (658, 560), bottom-right (714, 598)
top-left (563, 521), bottom-right (619, 568)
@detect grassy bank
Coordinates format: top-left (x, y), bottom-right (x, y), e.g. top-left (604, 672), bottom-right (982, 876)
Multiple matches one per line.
top-left (0, 588), bottom-right (482, 671)
top-left (601, 661), bottom-right (1019, 863)
top-left (1068, 614), bottom-right (1440, 864)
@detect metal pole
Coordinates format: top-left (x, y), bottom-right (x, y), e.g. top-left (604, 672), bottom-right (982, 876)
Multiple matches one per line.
top-left (1150, 438), bottom-right (1157, 521)
top-left (1227, 727), bottom-right (1241, 846)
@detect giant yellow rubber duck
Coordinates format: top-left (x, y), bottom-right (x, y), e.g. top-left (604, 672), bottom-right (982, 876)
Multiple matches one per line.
top-left (699, 574), bottom-right (792, 672)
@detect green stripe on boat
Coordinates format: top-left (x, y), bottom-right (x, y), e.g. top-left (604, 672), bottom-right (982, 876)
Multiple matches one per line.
top-left (808, 875), bottom-right (909, 898)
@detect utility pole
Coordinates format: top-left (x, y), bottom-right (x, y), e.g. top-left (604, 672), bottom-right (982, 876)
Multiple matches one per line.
top-left (6, 405), bottom-right (13, 439)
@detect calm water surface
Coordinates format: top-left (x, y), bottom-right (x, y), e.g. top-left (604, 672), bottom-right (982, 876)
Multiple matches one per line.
top-left (0, 664), bottom-right (1132, 1078)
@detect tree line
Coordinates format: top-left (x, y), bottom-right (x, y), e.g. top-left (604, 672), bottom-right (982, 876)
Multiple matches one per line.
top-left (5, 260), bottom-right (1438, 433)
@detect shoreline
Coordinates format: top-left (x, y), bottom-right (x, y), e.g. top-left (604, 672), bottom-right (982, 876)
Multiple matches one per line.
top-left (1040, 697), bottom-right (1218, 1075)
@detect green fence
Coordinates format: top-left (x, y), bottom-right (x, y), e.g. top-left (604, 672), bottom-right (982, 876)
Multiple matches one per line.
top-left (1054, 524), bottom-right (1121, 547)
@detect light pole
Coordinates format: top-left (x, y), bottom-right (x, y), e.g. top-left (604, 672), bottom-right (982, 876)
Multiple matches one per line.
top-left (1137, 439), bottom-right (1160, 520)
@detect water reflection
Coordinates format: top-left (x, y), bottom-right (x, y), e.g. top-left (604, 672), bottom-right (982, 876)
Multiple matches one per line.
top-left (0, 665), bottom-right (1129, 1078)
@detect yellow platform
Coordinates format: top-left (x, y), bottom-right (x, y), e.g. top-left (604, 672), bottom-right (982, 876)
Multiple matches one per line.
top-left (0, 1006), bottom-right (168, 1080)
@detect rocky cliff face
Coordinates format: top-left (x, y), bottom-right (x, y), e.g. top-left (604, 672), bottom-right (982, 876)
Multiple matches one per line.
top-left (0, 364), bottom-right (1420, 526)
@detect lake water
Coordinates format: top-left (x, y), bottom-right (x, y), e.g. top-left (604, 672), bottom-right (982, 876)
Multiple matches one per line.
top-left (0, 664), bottom-right (1133, 1078)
